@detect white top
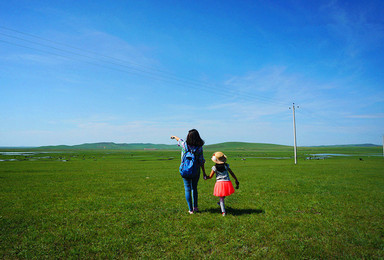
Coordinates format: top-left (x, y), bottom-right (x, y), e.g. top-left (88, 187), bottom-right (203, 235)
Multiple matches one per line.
top-left (212, 164), bottom-right (231, 182)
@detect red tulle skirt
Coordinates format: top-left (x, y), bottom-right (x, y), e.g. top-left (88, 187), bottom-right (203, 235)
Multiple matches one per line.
top-left (213, 181), bottom-right (235, 197)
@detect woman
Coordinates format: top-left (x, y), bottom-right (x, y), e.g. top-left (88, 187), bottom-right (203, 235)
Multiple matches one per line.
top-left (171, 129), bottom-right (207, 214)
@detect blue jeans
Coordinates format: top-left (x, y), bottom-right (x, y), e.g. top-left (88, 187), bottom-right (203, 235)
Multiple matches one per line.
top-left (182, 173), bottom-right (200, 211)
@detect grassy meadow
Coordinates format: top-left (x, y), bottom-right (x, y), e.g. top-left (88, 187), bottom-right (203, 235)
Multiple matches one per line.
top-left (0, 145), bottom-right (383, 258)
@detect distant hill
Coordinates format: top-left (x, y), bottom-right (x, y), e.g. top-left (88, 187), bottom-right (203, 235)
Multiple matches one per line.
top-left (38, 142), bottom-right (177, 150)
top-left (36, 142), bottom-right (292, 151)
top-left (314, 144), bottom-right (380, 147)
top-left (8, 142), bottom-right (380, 151)
top-left (204, 142), bottom-right (291, 151)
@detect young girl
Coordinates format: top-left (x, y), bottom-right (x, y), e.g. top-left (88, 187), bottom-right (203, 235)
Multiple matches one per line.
top-left (207, 151), bottom-right (239, 216)
top-left (171, 129), bottom-right (207, 214)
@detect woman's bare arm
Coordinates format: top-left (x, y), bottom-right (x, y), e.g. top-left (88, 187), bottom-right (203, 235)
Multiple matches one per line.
top-left (201, 164), bottom-right (207, 179)
top-left (170, 136), bottom-right (180, 141)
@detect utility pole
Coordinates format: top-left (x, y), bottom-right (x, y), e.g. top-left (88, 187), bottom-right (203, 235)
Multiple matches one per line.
top-left (290, 103), bottom-right (299, 164)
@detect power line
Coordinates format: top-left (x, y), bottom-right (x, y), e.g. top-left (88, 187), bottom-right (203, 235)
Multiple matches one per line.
top-left (0, 26), bottom-right (179, 78)
top-left (4, 26), bottom-right (361, 129)
top-left (0, 26), bottom-right (287, 106)
top-left (4, 29), bottom-right (346, 130)
top-left (0, 38), bottom-right (246, 102)
top-left (0, 26), bottom-right (288, 106)
top-left (2, 39), bottom-right (274, 105)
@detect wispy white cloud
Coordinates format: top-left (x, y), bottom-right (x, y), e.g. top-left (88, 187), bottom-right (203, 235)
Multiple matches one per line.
top-left (5, 53), bottom-right (65, 64)
top-left (222, 66), bottom-right (341, 107)
top-left (206, 101), bottom-right (289, 122)
top-left (222, 66), bottom-right (333, 111)
top-left (1, 23), bottom-right (159, 75)
top-left (74, 30), bottom-right (158, 69)
top-left (211, 64), bottom-right (383, 145)
top-left (345, 114), bottom-right (384, 119)
top-left (320, 0), bottom-right (384, 72)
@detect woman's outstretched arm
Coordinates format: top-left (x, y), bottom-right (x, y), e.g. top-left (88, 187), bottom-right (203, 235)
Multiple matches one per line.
top-left (170, 136), bottom-right (180, 141)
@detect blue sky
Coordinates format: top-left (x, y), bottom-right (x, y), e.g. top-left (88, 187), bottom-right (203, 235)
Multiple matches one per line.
top-left (1, 0), bottom-right (383, 146)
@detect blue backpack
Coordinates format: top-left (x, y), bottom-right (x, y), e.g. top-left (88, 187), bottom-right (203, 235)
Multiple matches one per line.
top-left (179, 145), bottom-right (199, 178)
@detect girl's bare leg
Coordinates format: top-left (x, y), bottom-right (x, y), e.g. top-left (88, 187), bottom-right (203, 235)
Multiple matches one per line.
top-left (219, 196), bottom-right (226, 213)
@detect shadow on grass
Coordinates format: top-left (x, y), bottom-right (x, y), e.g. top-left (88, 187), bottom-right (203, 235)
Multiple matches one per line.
top-left (203, 206), bottom-right (264, 216)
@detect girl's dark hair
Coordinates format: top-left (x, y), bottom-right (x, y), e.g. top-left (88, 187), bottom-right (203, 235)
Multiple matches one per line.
top-left (186, 129), bottom-right (205, 147)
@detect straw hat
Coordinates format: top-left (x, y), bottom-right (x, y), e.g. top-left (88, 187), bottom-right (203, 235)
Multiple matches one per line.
top-left (211, 151), bottom-right (227, 164)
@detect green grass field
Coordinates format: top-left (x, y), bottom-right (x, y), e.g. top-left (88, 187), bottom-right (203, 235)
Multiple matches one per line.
top-left (1, 146), bottom-right (383, 258)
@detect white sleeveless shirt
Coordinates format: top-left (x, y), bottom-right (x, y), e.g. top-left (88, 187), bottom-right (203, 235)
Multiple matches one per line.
top-left (212, 163), bottom-right (231, 182)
